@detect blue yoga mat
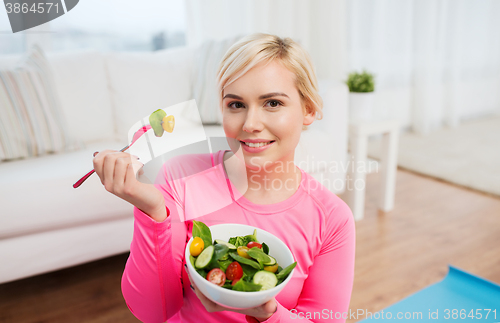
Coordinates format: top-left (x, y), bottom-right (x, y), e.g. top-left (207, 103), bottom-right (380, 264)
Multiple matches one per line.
top-left (359, 265), bottom-right (500, 322)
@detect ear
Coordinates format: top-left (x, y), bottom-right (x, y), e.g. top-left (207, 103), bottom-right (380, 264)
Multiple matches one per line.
top-left (303, 104), bottom-right (315, 126)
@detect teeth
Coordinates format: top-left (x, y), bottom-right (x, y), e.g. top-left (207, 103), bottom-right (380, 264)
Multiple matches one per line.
top-left (243, 141), bottom-right (273, 148)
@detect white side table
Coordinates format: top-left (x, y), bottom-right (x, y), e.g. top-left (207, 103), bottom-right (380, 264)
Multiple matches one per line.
top-left (344, 120), bottom-right (399, 221)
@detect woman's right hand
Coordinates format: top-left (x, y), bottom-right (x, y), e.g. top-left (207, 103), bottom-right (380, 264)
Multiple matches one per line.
top-left (93, 150), bottom-right (167, 222)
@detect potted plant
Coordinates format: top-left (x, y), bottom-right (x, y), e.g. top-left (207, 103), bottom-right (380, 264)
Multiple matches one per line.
top-left (345, 70), bottom-right (375, 122)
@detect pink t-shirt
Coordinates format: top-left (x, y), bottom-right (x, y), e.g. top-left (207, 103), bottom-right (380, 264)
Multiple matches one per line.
top-left (121, 150), bottom-right (355, 322)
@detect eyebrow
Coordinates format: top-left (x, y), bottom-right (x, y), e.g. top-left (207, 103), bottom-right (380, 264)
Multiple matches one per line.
top-left (222, 92), bottom-right (290, 100)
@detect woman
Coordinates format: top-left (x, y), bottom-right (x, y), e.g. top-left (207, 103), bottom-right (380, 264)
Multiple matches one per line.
top-left (93, 33), bottom-right (355, 322)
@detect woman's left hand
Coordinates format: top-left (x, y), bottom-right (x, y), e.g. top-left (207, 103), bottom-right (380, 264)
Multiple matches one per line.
top-left (186, 266), bottom-right (277, 321)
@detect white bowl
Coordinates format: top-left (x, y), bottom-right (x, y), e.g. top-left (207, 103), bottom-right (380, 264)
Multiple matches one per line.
top-left (185, 223), bottom-right (295, 309)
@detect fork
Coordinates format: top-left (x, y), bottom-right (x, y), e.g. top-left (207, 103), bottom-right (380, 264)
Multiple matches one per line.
top-left (73, 125), bottom-right (151, 188)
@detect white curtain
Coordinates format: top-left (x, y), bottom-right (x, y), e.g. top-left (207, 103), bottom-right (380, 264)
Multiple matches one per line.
top-left (348, 0), bottom-right (500, 133)
top-left (185, 0), bottom-right (500, 134)
top-left (185, 0), bottom-right (348, 82)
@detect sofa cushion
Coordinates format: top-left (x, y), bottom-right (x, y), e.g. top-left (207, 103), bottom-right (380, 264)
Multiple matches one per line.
top-left (191, 36), bottom-right (242, 125)
top-left (0, 139), bottom-right (133, 239)
top-left (0, 55), bottom-right (20, 69)
top-left (0, 46), bottom-right (82, 161)
top-left (105, 46), bottom-right (196, 143)
top-left (48, 50), bottom-right (116, 144)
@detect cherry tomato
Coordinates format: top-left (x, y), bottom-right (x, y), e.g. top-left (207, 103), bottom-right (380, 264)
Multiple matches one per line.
top-left (225, 261), bottom-right (243, 281)
top-left (190, 237), bottom-right (204, 257)
top-left (237, 246), bottom-right (251, 259)
top-left (247, 242), bottom-right (262, 249)
top-left (206, 268), bottom-right (226, 286)
top-left (231, 278), bottom-right (240, 286)
top-left (264, 263), bottom-right (279, 273)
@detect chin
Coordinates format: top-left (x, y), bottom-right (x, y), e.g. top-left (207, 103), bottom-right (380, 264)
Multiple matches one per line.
top-left (243, 155), bottom-right (265, 171)
top-left (244, 153), bottom-right (286, 172)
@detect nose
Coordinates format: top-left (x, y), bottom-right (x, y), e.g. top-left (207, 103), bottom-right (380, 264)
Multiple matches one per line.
top-left (242, 106), bottom-right (264, 133)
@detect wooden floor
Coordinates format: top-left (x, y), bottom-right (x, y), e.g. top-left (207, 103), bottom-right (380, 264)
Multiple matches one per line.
top-left (1, 169), bottom-right (499, 323)
top-left (345, 170), bottom-right (500, 322)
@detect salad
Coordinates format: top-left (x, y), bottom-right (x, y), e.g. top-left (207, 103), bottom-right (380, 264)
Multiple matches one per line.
top-left (188, 221), bottom-right (297, 292)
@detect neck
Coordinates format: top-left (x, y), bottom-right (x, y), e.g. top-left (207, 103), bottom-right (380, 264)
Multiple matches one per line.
top-left (223, 150), bottom-right (301, 198)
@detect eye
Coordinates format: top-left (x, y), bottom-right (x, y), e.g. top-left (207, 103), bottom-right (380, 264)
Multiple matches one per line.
top-left (228, 101), bottom-right (245, 109)
top-left (264, 100), bottom-right (283, 108)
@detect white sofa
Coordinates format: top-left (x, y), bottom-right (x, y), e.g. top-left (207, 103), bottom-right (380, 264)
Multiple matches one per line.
top-left (0, 45), bottom-right (348, 284)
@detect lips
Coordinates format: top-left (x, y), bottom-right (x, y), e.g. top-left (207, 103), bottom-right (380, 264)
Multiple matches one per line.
top-left (240, 140), bottom-right (275, 148)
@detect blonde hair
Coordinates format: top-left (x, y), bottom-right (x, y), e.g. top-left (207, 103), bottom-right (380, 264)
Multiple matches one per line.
top-left (217, 33), bottom-right (323, 130)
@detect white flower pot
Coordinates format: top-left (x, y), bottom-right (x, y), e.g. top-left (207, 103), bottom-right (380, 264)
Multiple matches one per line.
top-left (349, 92), bottom-right (375, 123)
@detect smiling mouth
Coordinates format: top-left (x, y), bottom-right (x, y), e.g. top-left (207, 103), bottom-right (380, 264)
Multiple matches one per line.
top-left (240, 141), bottom-right (275, 148)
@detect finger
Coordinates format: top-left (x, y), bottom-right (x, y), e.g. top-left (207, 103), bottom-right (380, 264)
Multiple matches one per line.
top-left (93, 150), bottom-right (115, 184)
top-left (128, 158), bottom-right (143, 179)
top-left (192, 286), bottom-right (223, 312)
top-left (243, 299), bottom-right (278, 319)
top-left (131, 159), bottom-right (143, 177)
top-left (183, 264), bottom-right (196, 289)
top-left (102, 152), bottom-right (133, 190)
top-left (185, 269), bottom-right (210, 303)
top-left (184, 269), bottom-right (227, 313)
top-left (123, 160), bottom-right (143, 194)
top-left (186, 269), bottom-right (195, 287)
top-left (186, 276), bottom-right (226, 313)
top-left (102, 152), bottom-right (120, 190)
top-left (186, 272), bottom-right (212, 308)
top-left (113, 156), bottom-right (134, 189)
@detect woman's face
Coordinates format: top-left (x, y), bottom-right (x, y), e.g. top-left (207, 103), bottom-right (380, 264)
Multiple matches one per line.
top-left (222, 60), bottom-right (315, 171)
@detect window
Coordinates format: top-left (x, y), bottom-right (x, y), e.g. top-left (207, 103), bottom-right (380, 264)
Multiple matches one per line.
top-left (0, 7), bottom-right (25, 54)
top-left (0, 0), bottom-right (186, 54)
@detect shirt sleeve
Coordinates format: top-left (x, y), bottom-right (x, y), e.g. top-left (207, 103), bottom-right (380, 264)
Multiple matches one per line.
top-left (248, 200), bottom-right (356, 323)
top-left (121, 162), bottom-right (188, 323)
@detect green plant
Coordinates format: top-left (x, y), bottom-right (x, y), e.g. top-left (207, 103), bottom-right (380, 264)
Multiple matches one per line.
top-left (345, 70), bottom-right (375, 93)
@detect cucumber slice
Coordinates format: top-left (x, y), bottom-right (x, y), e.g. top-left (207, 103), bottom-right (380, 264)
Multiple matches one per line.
top-left (253, 270), bottom-right (278, 291)
top-left (195, 245), bottom-right (214, 269)
top-left (263, 255), bottom-right (276, 266)
top-left (214, 239), bottom-right (237, 250)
